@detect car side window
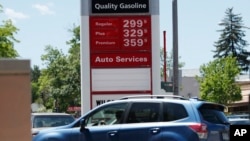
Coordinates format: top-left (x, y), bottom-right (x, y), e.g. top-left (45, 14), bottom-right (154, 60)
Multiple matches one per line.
top-left (85, 103), bottom-right (127, 126)
top-left (126, 102), bottom-right (160, 123)
top-left (163, 102), bottom-right (188, 121)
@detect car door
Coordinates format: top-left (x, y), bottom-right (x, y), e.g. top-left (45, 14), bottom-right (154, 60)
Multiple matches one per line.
top-left (118, 102), bottom-right (162, 141)
top-left (70, 102), bottom-right (128, 141)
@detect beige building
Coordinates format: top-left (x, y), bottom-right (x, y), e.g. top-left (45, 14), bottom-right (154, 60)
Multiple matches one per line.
top-left (0, 59), bottom-right (32, 141)
top-left (227, 80), bottom-right (250, 114)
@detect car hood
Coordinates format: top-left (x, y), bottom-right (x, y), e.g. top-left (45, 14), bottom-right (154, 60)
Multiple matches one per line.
top-left (32, 127), bottom-right (54, 134)
top-left (36, 124), bottom-right (71, 133)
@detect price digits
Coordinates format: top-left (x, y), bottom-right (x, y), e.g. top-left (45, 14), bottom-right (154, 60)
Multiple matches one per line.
top-left (123, 39), bottom-right (144, 47)
top-left (122, 19), bottom-right (148, 47)
top-left (123, 19), bottom-right (144, 28)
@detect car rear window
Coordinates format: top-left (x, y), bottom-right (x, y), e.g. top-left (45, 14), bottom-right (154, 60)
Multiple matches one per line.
top-left (199, 104), bottom-right (228, 124)
top-left (162, 102), bottom-right (188, 121)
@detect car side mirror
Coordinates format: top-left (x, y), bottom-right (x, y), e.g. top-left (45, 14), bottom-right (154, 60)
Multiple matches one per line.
top-left (80, 118), bottom-right (86, 132)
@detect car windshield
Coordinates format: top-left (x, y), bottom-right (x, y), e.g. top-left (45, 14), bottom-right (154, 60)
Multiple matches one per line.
top-left (33, 115), bottom-right (75, 128)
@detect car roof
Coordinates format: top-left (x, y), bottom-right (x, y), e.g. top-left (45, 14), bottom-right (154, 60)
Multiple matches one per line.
top-left (120, 95), bottom-right (224, 105)
top-left (120, 95), bottom-right (188, 100)
top-left (31, 112), bottom-right (72, 116)
top-left (100, 95), bottom-right (224, 109)
top-left (228, 118), bottom-right (250, 121)
top-left (109, 95), bottom-right (191, 105)
top-left (227, 114), bottom-right (249, 119)
top-left (228, 118), bottom-right (250, 125)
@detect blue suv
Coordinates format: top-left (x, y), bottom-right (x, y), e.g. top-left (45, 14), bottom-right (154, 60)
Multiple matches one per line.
top-left (33, 95), bottom-right (230, 141)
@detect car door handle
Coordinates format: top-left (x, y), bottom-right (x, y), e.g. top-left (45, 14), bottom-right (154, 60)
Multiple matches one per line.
top-left (108, 131), bottom-right (118, 137)
top-left (150, 128), bottom-right (161, 134)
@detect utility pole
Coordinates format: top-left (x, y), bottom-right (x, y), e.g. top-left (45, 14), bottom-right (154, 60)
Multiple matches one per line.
top-left (172, 0), bottom-right (179, 95)
top-left (163, 30), bottom-right (167, 82)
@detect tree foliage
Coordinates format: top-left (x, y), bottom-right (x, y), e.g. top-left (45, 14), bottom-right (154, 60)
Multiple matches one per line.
top-left (196, 56), bottom-right (242, 105)
top-left (0, 5), bottom-right (19, 58)
top-left (64, 25), bottom-right (81, 107)
top-left (31, 65), bottom-right (41, 103)
top-left (38, 45), bottom-right (69, 111)
top-left (33, 25), bottom-right (81, 112)
top-left (213, 8), bottom-right (250, 72)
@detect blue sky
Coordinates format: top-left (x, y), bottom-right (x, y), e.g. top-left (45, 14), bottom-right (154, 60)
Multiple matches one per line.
top-left (1, 0), bottom-right (250, 69)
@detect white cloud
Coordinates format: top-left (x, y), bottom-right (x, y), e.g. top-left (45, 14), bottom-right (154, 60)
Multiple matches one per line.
top-left (4, 8), bottom-right (29, 22)
top-left (32, 3), bottom-right (55, 15)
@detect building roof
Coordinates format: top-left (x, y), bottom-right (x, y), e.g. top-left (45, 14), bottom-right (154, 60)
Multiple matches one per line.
top-left (181, 69), bottom-right (250, 81)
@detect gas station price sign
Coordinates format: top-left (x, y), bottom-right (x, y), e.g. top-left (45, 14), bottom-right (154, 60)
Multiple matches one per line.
top-left (90, 15), bottom-right (151, 52)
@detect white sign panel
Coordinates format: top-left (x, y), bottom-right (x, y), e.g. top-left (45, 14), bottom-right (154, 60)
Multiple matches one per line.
top-left (92, 94), bottom-right (150, 108)
top-left (92, 68), bottom-right (151, 91)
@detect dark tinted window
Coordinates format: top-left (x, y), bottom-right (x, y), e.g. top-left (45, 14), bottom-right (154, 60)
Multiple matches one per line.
top-left (163, 103), bottom-right (188, 121)
top-left (199, 104), bottom-right (228, 124)
top-left (126, 103), bottom-right (160, 123)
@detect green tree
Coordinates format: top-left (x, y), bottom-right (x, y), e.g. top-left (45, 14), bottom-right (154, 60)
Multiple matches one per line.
top-left (213, 8), bottom-right (250, 73)
top-left (196, 56), bottom-right (242, 105)
top-left (34, 25), bottom-right (81, 112)
top-left (0, 5), bottom-right (19, 57)
top-left (65, 25), bottom-right (81, 107)
top-left (31, 65), bottom-right (41, 103)
top-left (39, 45), bottom-right (69, 112)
